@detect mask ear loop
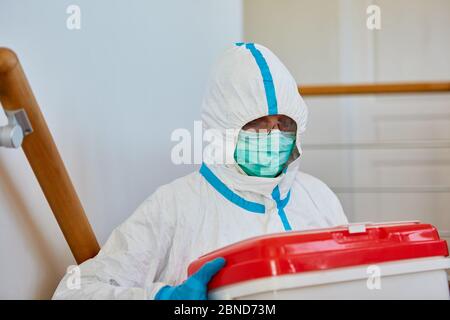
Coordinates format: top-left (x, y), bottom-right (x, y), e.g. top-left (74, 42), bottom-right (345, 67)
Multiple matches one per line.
top-left (286, 127), bottom-right (301, 167)
top-left (295, 131), bottom-right (302, 158)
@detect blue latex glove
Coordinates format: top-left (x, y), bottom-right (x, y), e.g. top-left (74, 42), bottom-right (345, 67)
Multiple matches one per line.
top-left (155, 257), bottom-right (226, 300)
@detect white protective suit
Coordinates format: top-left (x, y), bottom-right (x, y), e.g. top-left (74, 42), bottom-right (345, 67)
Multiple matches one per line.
top-left (53, 43), bottom-right (348, 300)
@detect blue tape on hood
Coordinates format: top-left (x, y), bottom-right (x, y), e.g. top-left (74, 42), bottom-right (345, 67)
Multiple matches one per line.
top-left (237, 43), bottom-right (278, 115)
top-left (272, 185), bottom-right (292, 231)
top-left (200, 164), bottom-right (293, 231)
top-left (200, 163), bottom-right (265, 214)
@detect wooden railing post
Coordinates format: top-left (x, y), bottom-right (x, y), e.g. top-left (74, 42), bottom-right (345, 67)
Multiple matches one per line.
top-left (0, 48), bottom-right (100, 264)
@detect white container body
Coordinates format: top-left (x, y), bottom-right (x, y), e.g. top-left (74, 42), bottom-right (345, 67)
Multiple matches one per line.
top-left (209, 257), bottom-right (450, 300)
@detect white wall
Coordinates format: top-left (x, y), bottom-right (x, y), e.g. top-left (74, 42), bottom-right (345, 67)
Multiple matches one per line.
top-left (244, 0), bottom-right (450, 243)
top-left (0, 0), bottom-right (242, 299)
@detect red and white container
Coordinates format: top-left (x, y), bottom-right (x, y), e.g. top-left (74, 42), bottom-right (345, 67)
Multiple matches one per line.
top-left (188, 221), bottom-right (450, 300)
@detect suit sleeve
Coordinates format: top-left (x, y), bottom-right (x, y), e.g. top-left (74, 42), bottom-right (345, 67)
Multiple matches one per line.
top-left (52, 187), bottom-right (176, 300)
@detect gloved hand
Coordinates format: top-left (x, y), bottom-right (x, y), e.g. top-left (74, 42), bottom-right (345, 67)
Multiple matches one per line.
top-left (155, 257), bottom-right (226, 300)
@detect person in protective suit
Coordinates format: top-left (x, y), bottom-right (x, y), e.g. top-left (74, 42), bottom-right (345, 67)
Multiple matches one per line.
top-left (53, 43), bottom-right (348, 300)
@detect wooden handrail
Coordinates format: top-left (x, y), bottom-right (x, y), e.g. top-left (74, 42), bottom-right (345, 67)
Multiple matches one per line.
top-left (299, 82), bottom-right (450, 96)
top-left (0, 48), bottom-right (100, 264)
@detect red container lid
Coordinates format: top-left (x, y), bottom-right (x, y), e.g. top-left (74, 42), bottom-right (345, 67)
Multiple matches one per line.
top-left (188, 221), bottom-right (449, 290)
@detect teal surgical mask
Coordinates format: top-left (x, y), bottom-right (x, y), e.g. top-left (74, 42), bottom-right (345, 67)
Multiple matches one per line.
top-left (234, 129), bottom-right (296, 178)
